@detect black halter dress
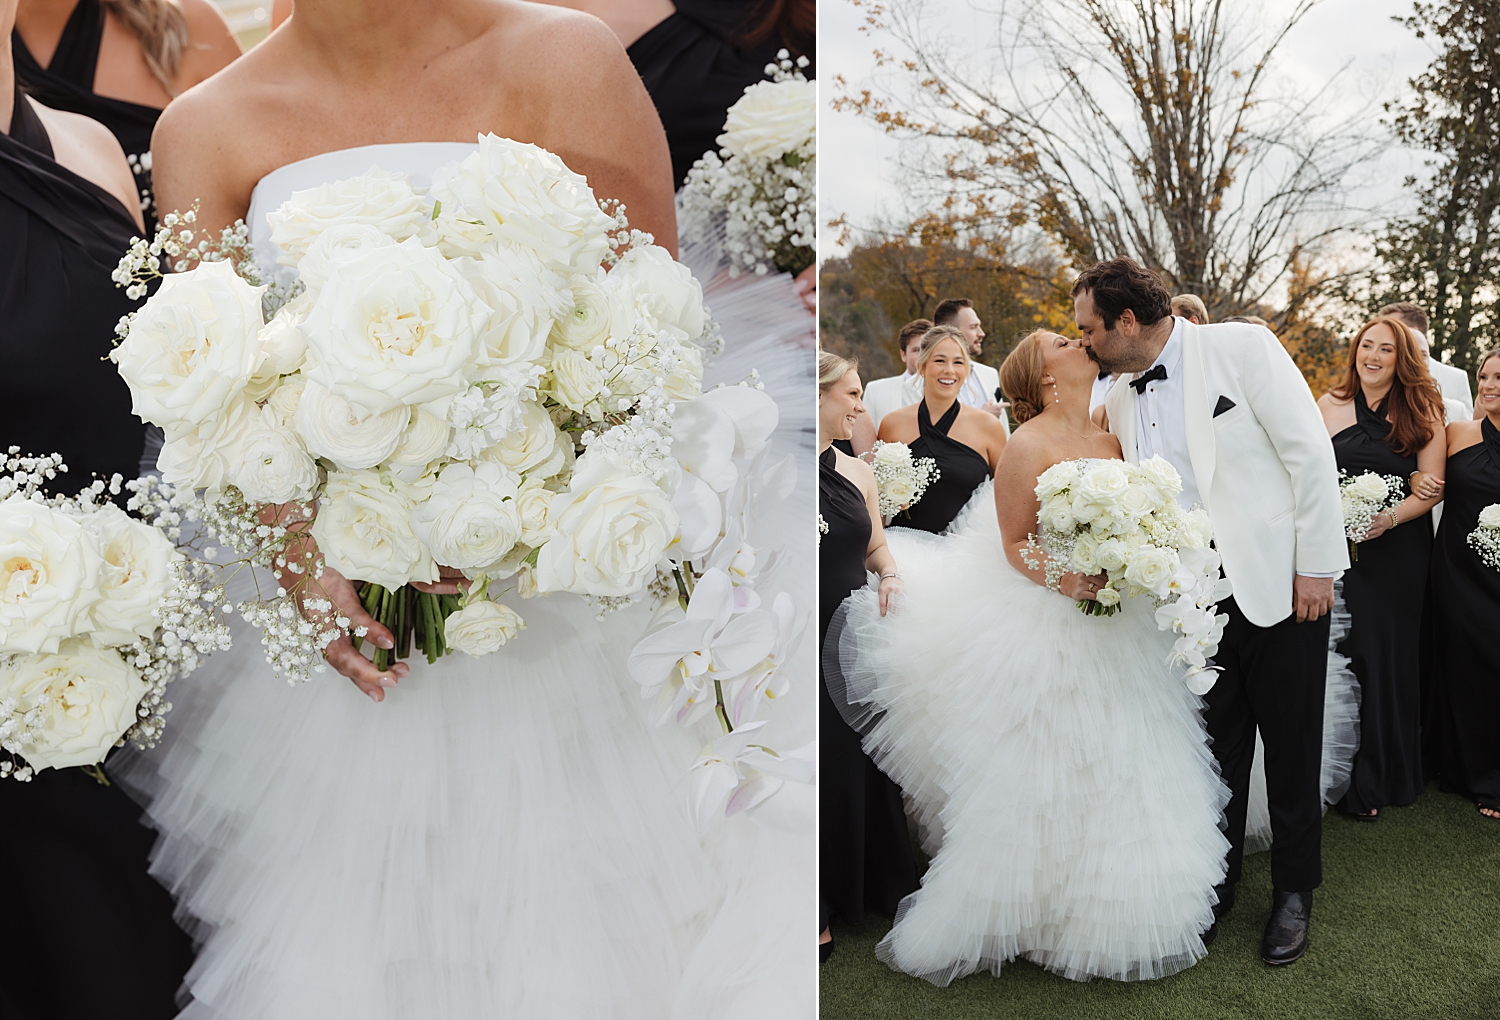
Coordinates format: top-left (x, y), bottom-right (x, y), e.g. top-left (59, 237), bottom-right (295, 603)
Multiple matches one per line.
top-left (1330, 390), bottom-right (1432, 814)
top-left (0, 83), bottom-right (191, 1020)
top-left (892, 400), bottom-right (991, 535)
top-left (13, 0), bottom-right (160, 225)
top-left (819, 446), bottom-right (917, 931)
top-left (1427, 418), bottom-right (1500, 810)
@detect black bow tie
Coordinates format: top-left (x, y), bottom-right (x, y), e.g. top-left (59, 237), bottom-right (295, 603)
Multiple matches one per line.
top-left (1130, 364), bottom-right (1168, 394)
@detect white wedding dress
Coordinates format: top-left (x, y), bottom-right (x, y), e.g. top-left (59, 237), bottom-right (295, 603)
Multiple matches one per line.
top-left (831, 480), bottom-right (1231, 985)
top-left (114, 143), bottom-right (816, 1020)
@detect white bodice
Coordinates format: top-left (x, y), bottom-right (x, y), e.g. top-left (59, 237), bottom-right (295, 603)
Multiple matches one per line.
top-left (246, 141), bottom-right (478, 287)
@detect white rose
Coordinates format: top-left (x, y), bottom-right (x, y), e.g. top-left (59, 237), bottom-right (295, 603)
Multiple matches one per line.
top-left (301, 237), bottom-right (489, 416)
top-left (0, 640), bottom-right (147, 770)
top-left (1184, 507), bottom-right (1214, 549)
top-left (604, 245), bottom-right (706, 341)
top-left (110, 261), bottom-right (265, 439)
top-left (262, 373), bottom-right (307, 428)
top-left (294, 223), bottom-right (396, 298)
top-left (311, 469), bottom-right (437, 589)
top-left (1034, 459), bottom-right (1082, 500)
top-left (437, 134), bottom-right (615, 272)
top-left (1478, 504), bottom-right (1500, 530)
top-left (295, 380), bottom-right (408, 470)
top-left (1038, 493), bottom-right (1076, 535)
top-left (410, 461), bottom-right (523, 573)
top-left (443, 599), bottom-right (525, 656)
top-left (1076, 459), bottom-right (1132, 508)
top-left (549, 349), bottom-right (608, 412)
top-left (516, 476), bottom-right (558, 546)
top-left (663, 342), bottom-right (705, 402)
top-left (1070, 530), bottom-right (1101, 574)
top-left (1124, 544), bottom-right (1181, 597)
top-left (1133, 456), bottom-right (1183, 503)
top-left (231, 414), bottom-right (320, 503)
top-left (156, 396), bottom-right (257, 496)
top-left (536, 455), bottom-right (680, 597)
top-left (480, 400), bottom-right (567, 478)
top-left (1117, 482), bottom-right (1156, 521)
top-left (1095, 537), bottom-right (1129, 573)
top-left (552, 274), bottom-right (613, 350)
top-left (266, 168), bottom-right (427, 267)
top-left (1346, 473), bottom-right (1390, 503)
top-left (387, 408), bottom-right (452, 481)
top-left (81, 505), bottom-right (177, 647)
top-left (1095, 586), bottom-right (1122, 608)
top-left (458, 248), bottom-right (568, 367)
top-left (0, 498), bottom-right (103, 654)
top-left (718, 78), bottom-right (815, 161)
top-left (872, 442), bottom-right (913, 470)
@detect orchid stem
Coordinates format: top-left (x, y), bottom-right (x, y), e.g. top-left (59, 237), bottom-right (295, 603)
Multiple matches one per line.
top-left (713, 678), bottom-right (733, 735)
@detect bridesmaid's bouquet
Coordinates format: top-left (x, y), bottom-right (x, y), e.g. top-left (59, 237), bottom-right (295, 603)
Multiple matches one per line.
top-left (680, 50), bottom-right (815, 277)
top-left (1339, 470), bottom-right (1407, 558)
top-left (1467, 504), bottom-right (1500, 570)
top-left (866, 441), bottom-right (939, 518)
top-left (0, 452), bottom-right (228, 782)
top-left (1023, 457), bottom-right (1231, 692)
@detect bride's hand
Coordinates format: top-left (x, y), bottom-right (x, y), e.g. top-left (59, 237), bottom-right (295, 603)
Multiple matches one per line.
top-left (310, 564), bottom-right (409, 703)
top-left (411, 566), bottom-right (471, 596)
top-left (1060, 571), bottom-right (1108, 601)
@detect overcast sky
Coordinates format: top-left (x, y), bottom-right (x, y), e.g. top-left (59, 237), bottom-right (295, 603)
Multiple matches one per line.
top-left (818, 0), bottom-right (1440, 261)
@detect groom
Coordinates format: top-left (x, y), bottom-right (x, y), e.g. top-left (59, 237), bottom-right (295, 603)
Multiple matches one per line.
top-left (1076, 258), bottom-right (1347, 966)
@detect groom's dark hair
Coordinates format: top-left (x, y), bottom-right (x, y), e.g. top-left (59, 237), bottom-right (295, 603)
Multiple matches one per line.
top-left (1071, 258), bottom-right (1173, 330)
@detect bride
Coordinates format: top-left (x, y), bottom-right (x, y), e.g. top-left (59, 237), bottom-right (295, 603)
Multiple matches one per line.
top-left (113, 2), bottom-right (813, 1017)
top-left (832, 330), bottom-right (1229, 985)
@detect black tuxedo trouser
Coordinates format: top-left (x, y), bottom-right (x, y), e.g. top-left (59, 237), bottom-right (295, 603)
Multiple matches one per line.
top-left (1205, 595), bottom-right (1329, 896)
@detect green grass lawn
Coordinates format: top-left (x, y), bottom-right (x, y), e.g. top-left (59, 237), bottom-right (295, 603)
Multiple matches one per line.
top-left (821, 785), bottom-right (1498, 1020)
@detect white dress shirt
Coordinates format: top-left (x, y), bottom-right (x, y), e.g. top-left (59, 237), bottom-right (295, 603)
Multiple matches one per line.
top-left (1090, 373), bottom-right (1116, 413)
top-left (1132, 319), bottom-right (1203, 509)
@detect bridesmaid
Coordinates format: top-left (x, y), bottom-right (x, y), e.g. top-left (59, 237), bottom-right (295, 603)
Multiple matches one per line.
top-left (818, 350), bottom-right (915, 961)
top-left (1314, 316), bottom-right (1446, 821)
top-left (877, 324), bottom-right (1008, 534)
top-left (1428, 347), bottom-right (1500, 820)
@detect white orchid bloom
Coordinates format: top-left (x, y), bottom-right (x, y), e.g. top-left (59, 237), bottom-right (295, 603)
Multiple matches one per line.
top-left (685, 720), bottom-right (814, 833)
top-left (724, 592), bottom-right (804, 727)
top-left (671, 396), bottom-right (740, 494)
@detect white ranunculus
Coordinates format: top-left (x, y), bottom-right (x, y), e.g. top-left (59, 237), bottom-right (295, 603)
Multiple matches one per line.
top-left (1124, 544), bottom-right (1180, 597)
top-left (718, 78), bottom-right (815, 162)
top-left (111, 261), bottom-right (265, 438)
top-left (552, 274), bottom-right (613, 350)
top-left (1346, 473), bottom-right (1390, 503)
top-left (458, 249), bottom-right (568, 367)
top-left (1095, 537), bottom-right (1129, 573)
top-left (1070, 530), bottom-right (1101, 574)
top-left (549, 349), bottom-right (608, 412)
top-left (311, 469), bottom-right (436, 589)
top-left (262, 373), bottom-right (307, 428)
top-left (605, 245), bottom-right (706, 342)
top-left (231, 414), bottom-right (320, 503)
top-left (1034, 459), bottom-right (1082, 500)
top-left (443, 599), bottom-right (525, 656)
top-left (1076, 459), bottom-right (1132, 509)
top-left (81, 505), bottom-right (177, 647)
top-left (295, 223), bottom-right (396, 298)
top-left (0, 498), bottom-right (103, 654)
top-left (156, 396), bottom-right (257, 496)
top-left (1037, 493), bottom-right (1076, 535)
top-left (267, 168), bottom-right (427, 267)
top-left (516, 476), bottom-right (558, 546)
top-left (0, 640), bottom-right (147, 770)
top-left (438, 134), bottom-right (615, 272)
top-left (536, 455), bottom-right (680, 597)
top-left (410, 461), bottom-right (523, 573)
top-left (295, 380), bottom-right (408, 470)
top-left (1478, 504), bottom-right (1500, 530)
top-left (387, 408), bottom-right (451, 481)
top-left (480, 400), bottom-right (567, 478)
top-left (302, 237), bottom-right (489, 416)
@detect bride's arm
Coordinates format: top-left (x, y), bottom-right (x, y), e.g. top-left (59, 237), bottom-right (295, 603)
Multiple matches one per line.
top-left (993, 435), bottom-right (1104, 601)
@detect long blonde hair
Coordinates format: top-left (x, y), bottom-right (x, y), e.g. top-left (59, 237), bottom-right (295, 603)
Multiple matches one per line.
top-left (102, 0), bottom-right (189, 96)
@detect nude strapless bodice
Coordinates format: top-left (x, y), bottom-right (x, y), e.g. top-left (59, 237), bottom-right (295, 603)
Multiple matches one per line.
top-left (246, 141), bottom-right (479, 287)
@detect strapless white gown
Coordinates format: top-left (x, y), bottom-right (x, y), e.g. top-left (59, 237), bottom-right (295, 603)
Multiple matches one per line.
top-left (114, 143), bottom-right (816, 1020)
top-left (832, 486), bottom-right (1231, 985)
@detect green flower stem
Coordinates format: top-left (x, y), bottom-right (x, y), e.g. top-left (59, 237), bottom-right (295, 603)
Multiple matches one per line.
top-left (713, 678), bottom-right (733, 735)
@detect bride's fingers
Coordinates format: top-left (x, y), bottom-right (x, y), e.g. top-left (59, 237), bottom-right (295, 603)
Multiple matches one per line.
top-left (325, 636), bottom-right (408, 701)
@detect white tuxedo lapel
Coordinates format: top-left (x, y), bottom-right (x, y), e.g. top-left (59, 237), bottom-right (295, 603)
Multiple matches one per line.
top-left (1179, 323), bottom-right (1217, 504)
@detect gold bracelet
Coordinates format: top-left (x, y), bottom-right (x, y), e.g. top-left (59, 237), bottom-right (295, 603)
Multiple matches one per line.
top-left (1389, 506), bottom-right (1401, 528)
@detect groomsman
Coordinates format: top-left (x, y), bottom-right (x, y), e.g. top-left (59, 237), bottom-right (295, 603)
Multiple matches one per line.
top-left (931, 299), bottom-right (1010, 434)
top-left (1081, 258), bottom-right (1347, 967)
top-left (1171, 293), bottom-right (1210, 324)
top-left (1378, 302), bottom-right (1474, 418)
top-left (862, 318), bottom-right (931, 429)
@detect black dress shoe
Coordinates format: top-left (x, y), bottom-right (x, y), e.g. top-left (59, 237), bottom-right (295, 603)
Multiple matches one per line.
top-left (1261, 890), bottom-right (1312, 965)
top-left (820, 938), bottom-right (835, 964)
top-left (1201, 919), bottom-right (1218, 947)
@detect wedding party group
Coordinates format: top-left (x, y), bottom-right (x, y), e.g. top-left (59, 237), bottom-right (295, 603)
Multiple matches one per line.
top-left (2, 0), bottom-right (817, 1017)
top-left (817, 257), bottom-right (1500, 984)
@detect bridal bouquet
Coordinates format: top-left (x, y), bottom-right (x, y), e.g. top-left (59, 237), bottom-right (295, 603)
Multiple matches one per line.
top-left (680, 50), bottom-right (815, 277)
top-left (1339, 470), bottom-right (1407, 558)
top-left (111, 134), bottom-right (715, 679)
top-left (866, 441), bottom-right (939, 518)
top-left (1468, 504), bottom-right (1500, 570)
top-left (0, 452), bottom-right (229, 782)
top-left (1024, 457), bottom-right (1230, 692)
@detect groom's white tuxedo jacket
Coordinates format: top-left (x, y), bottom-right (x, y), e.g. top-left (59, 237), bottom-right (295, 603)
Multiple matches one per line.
top-left (1104, 320), bottom-right (1348, 628)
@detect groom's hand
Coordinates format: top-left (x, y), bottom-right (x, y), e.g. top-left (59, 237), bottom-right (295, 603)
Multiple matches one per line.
top-left (1293, 574), bottom-right (1335, 623)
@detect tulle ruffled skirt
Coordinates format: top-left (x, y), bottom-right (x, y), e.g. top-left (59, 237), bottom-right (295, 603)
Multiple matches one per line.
top-left (830, 490), bottom-right (1230, 985)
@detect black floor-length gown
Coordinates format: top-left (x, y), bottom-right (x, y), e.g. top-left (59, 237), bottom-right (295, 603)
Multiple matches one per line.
top-left (1428, 418), bottom-right (1500, 811)
top-left (891, 399), bottom-right (991, 535)
top-left (628, 0), bottom-right (814, 189)
top-left (1331, 391), bottom-right (1432, 815)
top-left (0, 84), bottom-right (192, 1020)
top-left (819, 446), bottom-right (918, 930)
top-left (13, 0), bottom-right (160, 224)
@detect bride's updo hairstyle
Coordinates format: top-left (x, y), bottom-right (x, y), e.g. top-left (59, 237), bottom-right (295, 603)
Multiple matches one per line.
top-left (1000, 330), bottom-right (1050, 424)
top-left (914, 325), bottom-right (971, 377)
top-left (819, 349), bottom-right (857, 391)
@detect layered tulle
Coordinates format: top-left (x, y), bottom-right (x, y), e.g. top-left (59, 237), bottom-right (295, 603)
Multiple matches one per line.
top-left (830, 487), bottom-right (1230, 985)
